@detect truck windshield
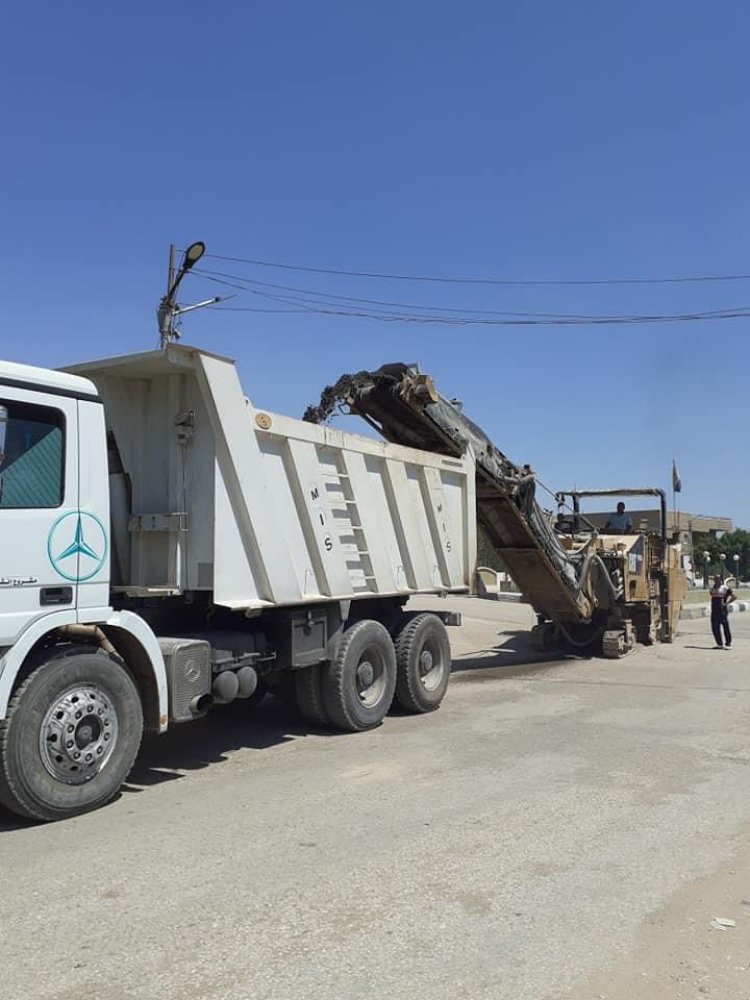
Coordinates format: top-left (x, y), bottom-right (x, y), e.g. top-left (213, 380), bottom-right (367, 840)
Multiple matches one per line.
top-left (0, 401), bottom-right (64, 509)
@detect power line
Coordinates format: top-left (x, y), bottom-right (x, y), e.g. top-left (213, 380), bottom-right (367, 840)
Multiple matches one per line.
top-left (191, 266), bottom-right (750, 326)
top-left (200, 250), bottom-right (750, 287)
top-left (193, 267), bottom-right (632, 319)
top-left (214, 293), bottom-right (750, 327)
top-left (193, 268), bottom-right (750, 324)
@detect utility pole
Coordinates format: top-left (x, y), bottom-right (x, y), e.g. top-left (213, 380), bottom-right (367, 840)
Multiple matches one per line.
top-left (167, 244), bottom-right (176, 301)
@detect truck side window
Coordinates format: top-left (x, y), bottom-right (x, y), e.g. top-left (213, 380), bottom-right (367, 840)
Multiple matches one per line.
top-left (0, 400), bottom-right (65, 509)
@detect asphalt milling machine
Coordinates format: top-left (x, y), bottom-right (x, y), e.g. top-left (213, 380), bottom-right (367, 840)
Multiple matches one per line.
top-left (304, 364), bottom-right (686, 659)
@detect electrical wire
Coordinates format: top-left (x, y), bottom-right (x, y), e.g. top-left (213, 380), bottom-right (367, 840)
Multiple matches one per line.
top-left (213, 289), bottom-right (750, 326)
top-left (192, 268), bottom-right (750, 326)
top-left (193, 267), bottom-right (629, 319)
top-left (199, 250), bottom-right (750, 287)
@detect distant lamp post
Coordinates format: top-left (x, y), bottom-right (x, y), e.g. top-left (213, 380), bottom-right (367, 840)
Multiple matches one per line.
top-left (719, 552), bottom-right (726, 581)
top-left (733, 553), bottom-right (740, 586)
top-left (703, 551), bottom-right (710, 588)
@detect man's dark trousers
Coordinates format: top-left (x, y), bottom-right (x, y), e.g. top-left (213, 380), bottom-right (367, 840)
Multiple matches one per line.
top-left (711, 608), bottom-right (732, 647)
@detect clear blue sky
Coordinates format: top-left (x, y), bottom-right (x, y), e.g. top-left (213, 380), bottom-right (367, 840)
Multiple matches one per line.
top-left (2, 1), bottom-right (748, 525)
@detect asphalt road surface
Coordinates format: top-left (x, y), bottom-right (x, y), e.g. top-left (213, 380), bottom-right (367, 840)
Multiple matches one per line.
top-left (1, 596), bottom-right (749, 1000)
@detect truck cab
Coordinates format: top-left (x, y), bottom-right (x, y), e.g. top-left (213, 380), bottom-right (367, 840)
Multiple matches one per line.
top-left (0, 364), bottom-right (111, 647)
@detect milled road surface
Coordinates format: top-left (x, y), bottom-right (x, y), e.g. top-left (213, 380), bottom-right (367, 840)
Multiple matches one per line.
top-left (1, 597), bottom-right (749, 1000)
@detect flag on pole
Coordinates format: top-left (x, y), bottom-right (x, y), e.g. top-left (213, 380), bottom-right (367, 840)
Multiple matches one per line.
top-left (672, 460), bottom-right (682, 493)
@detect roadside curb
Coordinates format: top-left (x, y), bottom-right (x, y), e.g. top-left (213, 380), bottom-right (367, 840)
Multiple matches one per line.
top-left (495, 592), bottom-right (527, 604)
top-left (474, 591), bottom-right (528, 604)
top-left (481, 593), bottom-right (746, 618)
top-left (680, 602), bottom-right (748, 620)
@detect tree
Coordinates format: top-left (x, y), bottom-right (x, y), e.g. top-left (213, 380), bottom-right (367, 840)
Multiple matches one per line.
top-left (691, 528), bottom-right (750, 583)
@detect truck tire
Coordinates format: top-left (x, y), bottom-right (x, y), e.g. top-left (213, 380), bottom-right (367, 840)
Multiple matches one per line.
top-left (394, 613), bottom-right (451, 713)
top-left (294, 665), bottom-right (330, 728)
top-left (0, 650), bottom-right (143, 822)
top-left (324, 620), bottom-right (396, 732)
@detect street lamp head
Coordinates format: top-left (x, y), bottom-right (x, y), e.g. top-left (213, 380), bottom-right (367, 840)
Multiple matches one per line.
top-left (182, 241), bottom-right (205, 271)
top-left (703, 551), bottom-right (710, 561)
top-left (158, 240), bottom-right (207, 348)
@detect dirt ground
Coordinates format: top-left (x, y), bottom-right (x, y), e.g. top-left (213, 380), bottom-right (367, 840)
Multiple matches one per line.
top-left (556, 825), bottom-right (750, 1000)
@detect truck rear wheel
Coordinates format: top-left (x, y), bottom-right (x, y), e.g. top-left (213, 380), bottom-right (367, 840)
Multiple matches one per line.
top-left (394, 613), bottom-right (451, 713)
top-left (324, 620), bottom-right (396, 732)
top-left (0, 650), bottom-right (143, 822)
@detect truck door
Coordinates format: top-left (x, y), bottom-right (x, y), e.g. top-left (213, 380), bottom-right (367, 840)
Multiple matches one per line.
top-left (0, 388), bottom-right (81, 645)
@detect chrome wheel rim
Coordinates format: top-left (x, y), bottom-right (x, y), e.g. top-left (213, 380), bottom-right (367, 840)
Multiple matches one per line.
top-left (39, 684), bottom-right (118, 785)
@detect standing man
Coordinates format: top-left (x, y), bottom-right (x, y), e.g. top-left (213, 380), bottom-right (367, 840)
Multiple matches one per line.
top-left (605, 502), bottom-right (633, 534)
top-left (709, 574), bottom-right (735, 649)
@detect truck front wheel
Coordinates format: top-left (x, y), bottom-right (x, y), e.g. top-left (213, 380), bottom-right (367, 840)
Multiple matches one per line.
top-left (0, 650), bottom-right (143, 822)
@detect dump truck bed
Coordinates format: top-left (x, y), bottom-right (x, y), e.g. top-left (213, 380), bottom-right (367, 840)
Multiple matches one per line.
top-left (67, 347), bottom-right (476, 610)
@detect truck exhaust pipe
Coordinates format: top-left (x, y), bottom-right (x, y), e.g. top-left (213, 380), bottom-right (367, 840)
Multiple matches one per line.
top-left (190, 693), bottom-right (213, 716)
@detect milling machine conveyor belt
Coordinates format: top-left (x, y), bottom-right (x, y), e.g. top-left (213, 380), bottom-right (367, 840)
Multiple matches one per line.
top-left (304, 364), bottom-right (591, 623)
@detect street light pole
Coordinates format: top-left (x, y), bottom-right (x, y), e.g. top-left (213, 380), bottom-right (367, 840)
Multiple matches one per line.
top-left (733, 553), bottom-right (740, 586)
top-left (167, 244), bottom-right (176, 300)
top-left (703, 551), bottom-right (710, 589)
top-left (156, 241), bottom-right (207, 348)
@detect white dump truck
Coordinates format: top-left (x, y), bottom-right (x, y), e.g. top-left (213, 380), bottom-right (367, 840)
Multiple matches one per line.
top-left (0, 344), bottom-right (475, 821)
